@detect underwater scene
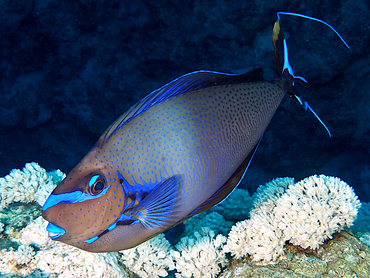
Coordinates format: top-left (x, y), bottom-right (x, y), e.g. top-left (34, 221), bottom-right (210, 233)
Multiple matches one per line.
top-left (1, 0), bottom-right (369, 277)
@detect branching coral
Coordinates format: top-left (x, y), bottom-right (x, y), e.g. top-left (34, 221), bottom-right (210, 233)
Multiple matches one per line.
top-left (1, 216), bottom-right (124, 277)
top-left (0, 162), bottom-right (65, 210)
top-left (251, 177), bottom-right (294, 214)
top-left (225, 175), bottom-right (361, 263)
top-left (225, 210), bottom-right (286, 262)
top-left (173, 227), bottom-right (227, 278)
top-left (14, 244), bottom-right (35, 265)
top-left (0, 164), bottom-right (123, 277)
top-left (274, 175), bottom-right (360, 249)
top-left (119, 233), bottom-right (175, 278)
top-left (0, 164), bottom-right (365, 276)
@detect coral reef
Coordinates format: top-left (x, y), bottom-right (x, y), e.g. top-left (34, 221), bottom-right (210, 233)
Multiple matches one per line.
top-left (119, 233), bottom-right (175, 278)
top-left (0, 162), bottom-right (65, 209)
top-left (276, 175), bottom-right (360, 249)
top-left (173, 227), bottom-right (227, 278)
top-left (225, 175), bottom-right (361, 262)
top-left (220, 231), bottom-right (370, 277)
top-left (0, 164), bottom-right (366, 277)
top-left (118, 225), bottom-right (228, 278)
top-left (0, 216), bottom-right (125, 277)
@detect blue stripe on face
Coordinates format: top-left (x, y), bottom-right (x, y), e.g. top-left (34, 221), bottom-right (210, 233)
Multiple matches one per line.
top-left (41, 185), bottom-right (111, 211)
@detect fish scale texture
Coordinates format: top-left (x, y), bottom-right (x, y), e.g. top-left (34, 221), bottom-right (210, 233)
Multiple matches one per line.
top-left (100, 82), bottom-right (281, 196)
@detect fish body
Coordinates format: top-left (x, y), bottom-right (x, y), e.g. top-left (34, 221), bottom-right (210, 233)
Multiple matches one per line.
top-left (41, 14), bottom-right (343, 252)
top-left (42, 70), bottom-right (285, 252)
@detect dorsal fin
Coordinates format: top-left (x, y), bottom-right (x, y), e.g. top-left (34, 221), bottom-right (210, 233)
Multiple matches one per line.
top-left (97, 67), bottom-right (264, 147)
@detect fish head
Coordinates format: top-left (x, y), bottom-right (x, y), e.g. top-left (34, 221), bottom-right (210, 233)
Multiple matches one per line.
top-left (41, 152), bottom-right (127, 250)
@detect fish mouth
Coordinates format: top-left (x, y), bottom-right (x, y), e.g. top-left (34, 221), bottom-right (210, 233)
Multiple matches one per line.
top-left (46, 222), bottom-right (66, 239)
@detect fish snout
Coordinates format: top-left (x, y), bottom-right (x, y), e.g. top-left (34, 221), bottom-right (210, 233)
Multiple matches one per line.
top-left (42, 206), bottom-right (66, 240)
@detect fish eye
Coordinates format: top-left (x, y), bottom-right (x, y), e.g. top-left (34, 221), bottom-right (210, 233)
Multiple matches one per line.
top-left (88, 174), bottom-right (106, 195)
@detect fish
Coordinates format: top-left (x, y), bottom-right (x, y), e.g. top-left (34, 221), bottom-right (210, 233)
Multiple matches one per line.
top-left (41, 12), bottom-right (349, 252)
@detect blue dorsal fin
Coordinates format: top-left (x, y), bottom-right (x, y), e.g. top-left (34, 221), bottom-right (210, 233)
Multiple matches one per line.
top-left (98, 67), bottom-right (264, 146)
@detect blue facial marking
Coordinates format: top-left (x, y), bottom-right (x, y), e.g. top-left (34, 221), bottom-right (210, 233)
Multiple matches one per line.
top-left (42, 191), bottom-right (83, 211)
top-left (41, 185), bottom-right (110, 211)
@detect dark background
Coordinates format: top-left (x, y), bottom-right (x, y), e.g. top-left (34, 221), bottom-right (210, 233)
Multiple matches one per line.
top-left (1, 0), bottom-right (369, 200)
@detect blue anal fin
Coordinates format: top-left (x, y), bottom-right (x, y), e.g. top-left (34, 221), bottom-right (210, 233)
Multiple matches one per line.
top-left (129, 175), bottom-right (181, 230)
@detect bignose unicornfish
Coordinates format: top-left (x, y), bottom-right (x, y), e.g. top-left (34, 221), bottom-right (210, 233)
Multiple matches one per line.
top-left (41, 12), bottom-right (350, 252)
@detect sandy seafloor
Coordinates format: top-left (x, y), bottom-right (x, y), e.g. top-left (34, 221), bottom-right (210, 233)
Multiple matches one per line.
top-left (0, 0), bottom-right (369, 277)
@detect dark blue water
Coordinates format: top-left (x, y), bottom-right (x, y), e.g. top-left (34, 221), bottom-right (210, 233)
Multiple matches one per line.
top-left (1, 0), bottom-right (369, 201)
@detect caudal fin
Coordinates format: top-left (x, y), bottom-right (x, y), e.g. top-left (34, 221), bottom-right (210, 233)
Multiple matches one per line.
top-left (271, 15), bottom-right (308, 92)
top-left (271, 12), bottom-right (351, 137)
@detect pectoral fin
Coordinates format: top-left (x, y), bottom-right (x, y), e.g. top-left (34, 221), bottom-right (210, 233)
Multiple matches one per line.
top-left (128, 175), bottom-right (181, 229)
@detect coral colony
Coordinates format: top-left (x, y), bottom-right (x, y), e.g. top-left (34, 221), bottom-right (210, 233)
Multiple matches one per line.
top-left (0, 163), bottom-right (368, 277)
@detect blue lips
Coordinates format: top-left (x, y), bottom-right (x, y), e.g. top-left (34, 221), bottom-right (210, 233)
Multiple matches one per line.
top-left (46, 222), bottom-right (66, 239)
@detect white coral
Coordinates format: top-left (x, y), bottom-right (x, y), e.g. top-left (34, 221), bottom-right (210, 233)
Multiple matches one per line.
top-left (0, 164), bottom-right (363, 274)
top-left (19, 216), bottom-right (51, 247)
top-left (0, 249), bottom-right (18, 275)
top-left (225, 211), bottom-right (285, 262)
top-left (0, 245), bottom-right (36, 276)
top-left (225, 175), bottom-right (361, 263)
top-left (36, 169), bottom-right (65, 206)
top-left (0, 162), bottom-right (65, 210)
top-left (14, 244), bottom-right (35, 265)
top-left (275, 175), bottom-right (361, 250)
top-left (173, 227), bottom-right (227, 278)
top-left (119, 233), bottom-right (175, 278)
top-left (1, 216), bottom-right (123, 277)
top-left (251, 177), bottom-right (294, 214)
top-left (33, 243), bottom-right (122, 278)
